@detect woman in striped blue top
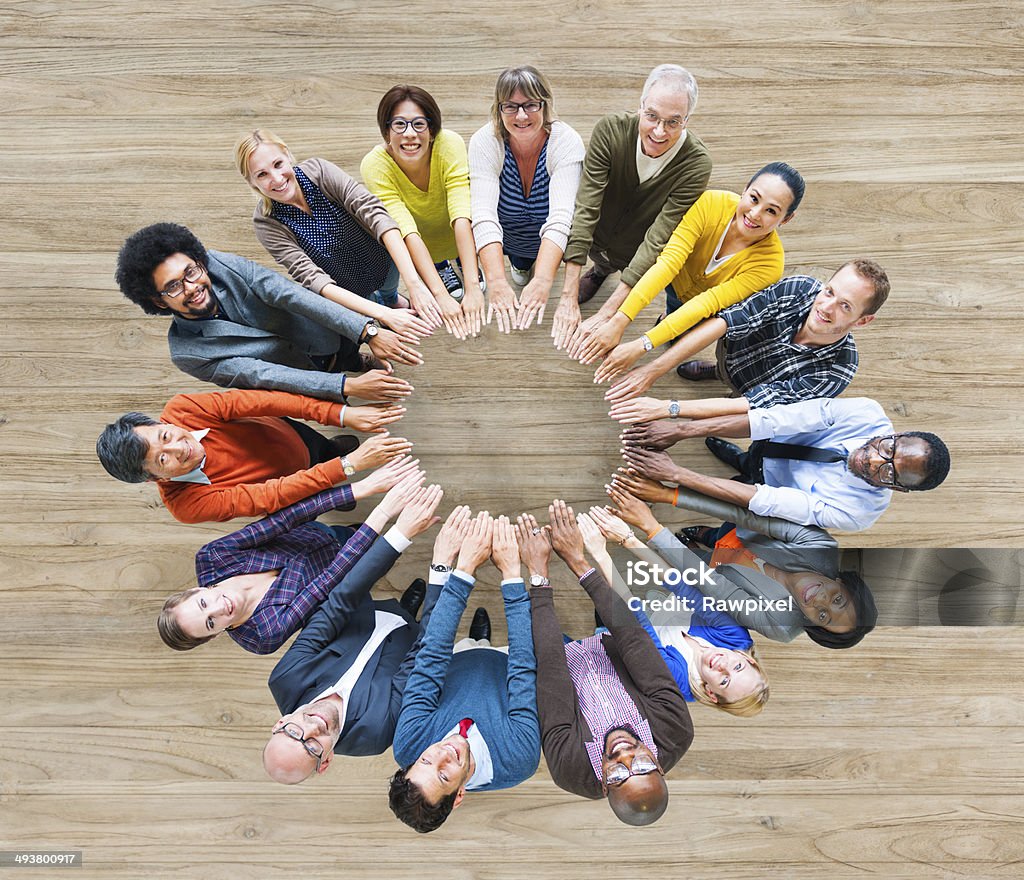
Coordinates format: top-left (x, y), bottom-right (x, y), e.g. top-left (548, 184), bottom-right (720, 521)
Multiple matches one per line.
top-left (469, 66), bottom-right (585, 332)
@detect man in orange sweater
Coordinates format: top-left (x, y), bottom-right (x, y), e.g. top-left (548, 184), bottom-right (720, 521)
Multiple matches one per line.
top-left (96, 389), bottom-right (412, 523)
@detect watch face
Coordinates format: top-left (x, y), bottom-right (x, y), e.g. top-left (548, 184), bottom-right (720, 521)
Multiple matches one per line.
top-left (366, 324), bottom-right (379, 337)
top-left (669, 401), bottom-right (680, 417)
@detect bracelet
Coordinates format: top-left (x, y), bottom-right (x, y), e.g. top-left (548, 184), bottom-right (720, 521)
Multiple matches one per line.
top-left (645, 525), bottom-right (662, 541)
top-left (340, 404), bottom-right (348, 427)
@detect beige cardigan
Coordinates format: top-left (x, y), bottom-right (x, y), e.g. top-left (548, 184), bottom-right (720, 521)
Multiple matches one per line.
top-left (251, 157), bottom-right (399, 295)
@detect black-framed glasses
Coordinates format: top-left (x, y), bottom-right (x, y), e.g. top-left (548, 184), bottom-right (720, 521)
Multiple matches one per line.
top-left (272, 722), bottom-right (324, 772)
top-left (159, 262), bottom-right (205, 299)
top-left (605, 756), bottom-right (660, 787)
top-left (498, 100), bottom-right (545, 115)
top-left (874, 435), bottom-right (905, 488)
top-left (387, 116), bottom-right (431, 134)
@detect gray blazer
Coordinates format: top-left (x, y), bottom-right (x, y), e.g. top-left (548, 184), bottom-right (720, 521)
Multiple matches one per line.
top-left (644, 489), bottom-right (842, 642)
top-left (168, 250), bottom-right (370, 402)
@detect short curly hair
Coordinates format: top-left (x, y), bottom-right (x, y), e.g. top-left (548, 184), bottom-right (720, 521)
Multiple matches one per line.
top-left (96, 412), bottom-right (159, 483)
top-left (804, 570), bottom-right (877, 649)
top-left (115, 223), bottom-right (208, 315)
top-left (387, 767), bottom-right (457, 833)
top-left (901, 431), bottom-right (951, 491)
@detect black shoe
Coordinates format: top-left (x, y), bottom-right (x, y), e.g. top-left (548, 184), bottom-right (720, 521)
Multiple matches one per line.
top-left (705, 437), bottom-right (745, 472)
top-left (675, 525), bottom-right (717, 548)
top-left (676, 360), bottom-right (718, 381)
top-left (577, 268), bottom-right (608, 304)
top-left (594, 608), bottom-right (606, 630)
top-left (329, 434), bottom-right (360, 457)
top-left (469, 607), bottom-right (491, 642)
top-left (400, 578), bottom-right (426, 619)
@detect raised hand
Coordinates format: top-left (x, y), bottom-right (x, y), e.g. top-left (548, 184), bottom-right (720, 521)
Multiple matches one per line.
top-left (608, 396), bottom-right (671, 425)
top-left (491, 515), bottom-right (521, 580)
top-left (588, 505), bottom-right (634, 545)
top-left (604, 366), bottom-right (657, 404)
top-left (346, 432), bottom-right (413, 471)
top-left (461, 287), bottom-right (485, 338)
top-left (432, 505), bottom-right (473, 568)
top-left (550, 296), bottom-right (581, 351)
top-left (456, 511), bottom-right (495, 578)
top-left (515, 276), bottom-right (550, 330)
top-left (368, 326), bottom-right (424, 368)
top-left (515, 513), bottom-right (551, 578)
top-left (604, 482), bottom-right (661, 536)
top-left (344, 369), bottom-right (414, 402)
top-left (381, 307), bottom-right (434, 342)
top-left (486, 278), bottom-right (519, 334)
top-left (593, 338), bottom-right (646, 385)
top-left (548, 499), bottom-right (587, 573)
top-left (576, 511), bottom-right (607, 561)
top-left (407, 280), bottom-right (444, 330)
top-left (394, 484), bottom-right (444, 538)
top-left (619, 421), bottom-right (679, 451)
top-left (611, 467), bottom-right (676, 505)
top-left (350, 454), bottom-right (422, 499)
top-left (621, 446), bottom-right (681, 484)
top-left (376, 471), bottom-right (427, 519)
top-left (344, 403), bottom-right (407, 433)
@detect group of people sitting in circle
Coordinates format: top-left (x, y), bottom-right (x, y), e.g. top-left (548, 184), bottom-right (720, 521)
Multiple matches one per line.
top-left (96, 62), bottom-right (952, 831)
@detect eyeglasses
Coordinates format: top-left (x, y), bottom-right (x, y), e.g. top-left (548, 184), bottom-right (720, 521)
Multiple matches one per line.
top-left (873, 435), bottom-right (906, 488)
top-left (605, 756), bottom-right (660, 787)
top-left (272, 722), bottom-right (325, 772)
top-left (159, 262), bottom-right (205, 299)
top-left (387, 116), bottom-right (431, 134)
top-left (640, 109), bottom-right (685, 132)
top-left (498, 100), bottom-right (545, 115)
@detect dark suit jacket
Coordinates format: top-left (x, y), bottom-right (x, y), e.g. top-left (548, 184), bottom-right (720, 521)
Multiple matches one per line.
top-left (169, 250), bottom-right (369, 403)
top-left (267, 536), bottom-right (439, 756)
top-left (530, 570), bottom-right (692, 799)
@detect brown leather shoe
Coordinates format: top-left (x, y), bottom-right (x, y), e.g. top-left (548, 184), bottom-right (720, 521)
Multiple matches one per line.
top-left (576, 268), bottom-right (608, 304)
top-left (676, 360), bottom-right (718, 381)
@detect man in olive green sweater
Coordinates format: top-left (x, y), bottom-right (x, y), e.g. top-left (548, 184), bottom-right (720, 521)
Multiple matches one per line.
top-left (552, 64), bottom-right (712, 352)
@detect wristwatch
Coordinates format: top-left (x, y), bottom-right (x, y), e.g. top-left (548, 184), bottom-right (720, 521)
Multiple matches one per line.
top-left (641, 334), bottom-right (654, 352)
top-left (430, 563), bottom-right (453, 574)
top-left (529, 574), bottom-right (550, 587)
top-left (361, 319), bottom-right (380, 341)
top-left (341, 456), bottom-right (356, 477)
top-left (668, 400), bottom-right (681, 418)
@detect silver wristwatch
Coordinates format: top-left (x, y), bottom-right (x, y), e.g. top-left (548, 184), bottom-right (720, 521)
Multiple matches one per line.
top-left (529, 574), bottom-right (550, 587)
top-left (668, 400), bottom-right (681, 418)
top-left (641, 334), bottom-right (654, 352)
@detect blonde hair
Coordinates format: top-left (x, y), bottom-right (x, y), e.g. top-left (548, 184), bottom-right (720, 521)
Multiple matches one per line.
top-left (689, 645), bottom-right (769, 718)
top-left (490, 66), bottom-right (556, 141)
top-left (233, 128), bottom-right (294, 216)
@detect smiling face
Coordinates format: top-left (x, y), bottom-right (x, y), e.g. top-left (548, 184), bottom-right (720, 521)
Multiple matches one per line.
top-left (150, 252), bottom-right (218, 319)
top-left (246, 142), bottom-right (300, 205)
top-left (405, 733), bottom-right (474, 805)
top-left (173, 585), bottom-right (240, 638)
top-left (637, 83), bottom-right (690, 158)
top-left (848, 434), bottom-right (932, 492)
top-left (787, 573), bottom-right (857, 633)
top-left (134, 422), bottom-right (204, 479)
top-left (500, 88), bottom-right (546, 143)
top-left (385, 98), bottom-right (432, 171)
top-left (698, 647), bottom-right (766, 703)
top-left (733, 173), bottom-right (796, 242)
top-left (801, 264), bottom-right (877, 343)
top-left (263, 699), bottom-right (341, 784)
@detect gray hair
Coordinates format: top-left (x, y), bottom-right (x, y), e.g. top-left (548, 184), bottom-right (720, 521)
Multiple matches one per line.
top-left (96, 412), bottom-right (159, 483)
top-left (641, 64), bottom-right (698, 116)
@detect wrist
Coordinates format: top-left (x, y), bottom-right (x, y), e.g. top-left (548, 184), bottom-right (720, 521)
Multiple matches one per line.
top-left (500, 567), bottom-right (521, 581)
top-left (528, 565), bottom-right (550, 579)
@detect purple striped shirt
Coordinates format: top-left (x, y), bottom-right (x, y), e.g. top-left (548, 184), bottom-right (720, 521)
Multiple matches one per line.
top-left (564, 632), bottom-right (659, 781)
top-left (194, 485), bottom-right (371, 654)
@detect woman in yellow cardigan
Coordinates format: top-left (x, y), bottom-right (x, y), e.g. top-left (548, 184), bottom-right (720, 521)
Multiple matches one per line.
top-left (580, 162), bottom-right (804, 384)
top-left (361, 84), bottom-right (484, 340)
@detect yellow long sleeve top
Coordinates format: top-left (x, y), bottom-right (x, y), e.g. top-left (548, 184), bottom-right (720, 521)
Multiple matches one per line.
top-left (618, 190), bottom-right (785, 348)
top-left (360, 129), bottom-right (471, 262)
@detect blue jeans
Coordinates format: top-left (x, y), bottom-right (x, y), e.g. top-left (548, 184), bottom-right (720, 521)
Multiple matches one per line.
top-left (373, 258), bottom-right (401, 307)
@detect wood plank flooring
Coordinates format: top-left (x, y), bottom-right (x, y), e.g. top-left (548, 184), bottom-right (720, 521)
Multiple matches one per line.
top-left (1, 1), bottom-right (1022, 877)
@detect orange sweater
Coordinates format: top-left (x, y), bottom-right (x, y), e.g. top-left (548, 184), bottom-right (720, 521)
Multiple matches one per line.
top-left (157, 390), bottom-right (345, 523)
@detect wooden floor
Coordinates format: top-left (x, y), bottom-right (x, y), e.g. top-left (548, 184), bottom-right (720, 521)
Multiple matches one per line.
top-left (2, 1), bottom-right (1022, 877)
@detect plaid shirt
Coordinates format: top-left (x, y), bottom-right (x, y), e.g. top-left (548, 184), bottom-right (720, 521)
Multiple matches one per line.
top-left (194, 485), bottom-right (373, 654)
top-left (719, 275), bottom-right (859, 409)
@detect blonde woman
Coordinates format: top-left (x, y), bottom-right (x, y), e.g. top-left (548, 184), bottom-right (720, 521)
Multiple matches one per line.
top-left (235, 129), bottom-right (433, 364)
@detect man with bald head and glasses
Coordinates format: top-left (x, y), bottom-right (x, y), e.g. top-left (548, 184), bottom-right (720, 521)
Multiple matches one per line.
top-left (523, 501), bottom-right (692, 827)
top-left (620, 396), bottom-right (951, 534)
